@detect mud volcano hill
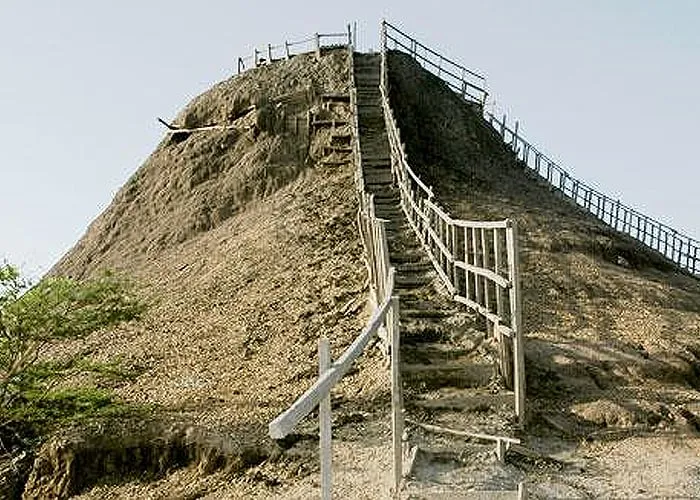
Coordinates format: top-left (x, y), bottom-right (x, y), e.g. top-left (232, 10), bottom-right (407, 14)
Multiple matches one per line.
top-left (387, 51), bottom-right (700, 496)
top-left (17, 49), bottom-right (389, 499)
top-left (9, 45), bottom-right (700, 499)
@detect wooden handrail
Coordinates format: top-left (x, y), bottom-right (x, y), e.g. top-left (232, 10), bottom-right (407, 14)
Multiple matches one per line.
top-left (236, 27), bottom-right (353, 74)
top-left (380, 33), bottom-right (526, 423)
top-left (485, 110), bottom-right (700, 275)
top-left (269, 269), bottom-right (395, 439)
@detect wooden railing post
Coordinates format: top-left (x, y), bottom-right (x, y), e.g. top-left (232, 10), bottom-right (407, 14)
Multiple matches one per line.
top-left (267, 43), bottom-right (273, 63)
top-left (319, 337), bottom-right (332, 500)
top-left (389, 293), bottom-right (403, 497)
top-left (506, 220), bottom-right (525, 424)
top-left (315, 32), bottom-right (321, 60)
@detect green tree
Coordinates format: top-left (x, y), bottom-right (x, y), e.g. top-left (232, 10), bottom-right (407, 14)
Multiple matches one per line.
top-left (0, 263), bottom-right (145, 421)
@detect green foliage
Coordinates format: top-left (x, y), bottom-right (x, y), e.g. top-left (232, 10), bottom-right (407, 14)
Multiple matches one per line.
top-left (0, 263), bottom-right (147, 437)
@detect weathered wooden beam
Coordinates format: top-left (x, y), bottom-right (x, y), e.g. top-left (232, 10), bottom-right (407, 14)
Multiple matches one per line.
top-left (319, 337), bottom-right (332, 500)
top-left (405, 418), bottom-right (520, 444)
top-left (268, 271), bottom-right (395, 439)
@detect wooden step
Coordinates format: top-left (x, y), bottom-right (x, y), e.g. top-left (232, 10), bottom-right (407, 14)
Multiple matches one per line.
top-left (402, 342), bottom-right (481, 364)
top-left (402, 362), bottom-right (495, 389)
top-left (408, 389), bottom-right (514, 413)
top-left (395, 273), bottom-right (434, 288)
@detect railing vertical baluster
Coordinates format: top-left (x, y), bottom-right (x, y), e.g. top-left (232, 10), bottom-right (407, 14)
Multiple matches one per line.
top-left (481, 228), bottom-right (490, 310)
top-left (506, 220), bottom-right (525, 424)
top-left (319, 337), bottom-right (332, 500)
top-left (389, 292), bottom-right (403, 497)
top-left (494, 229), bottom-right (503, 317)
top-left (464, 227), bottom-right (471, 301)
top-left (451, 222), bottom-right (458, 290)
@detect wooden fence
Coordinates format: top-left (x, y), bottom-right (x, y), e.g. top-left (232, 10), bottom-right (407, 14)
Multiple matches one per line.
top-left (382, 20), bottom-right (488, 106)
top-left (380, 26), bottom-right (526, 423)
top-left (237, 27), bottom-right (352, 74)
top-left (268, 45), bottom-right (404, 499)
top-left (485, 111), bottom-right (700, 275)
top-left (381, 19), bottom-right (699, 276)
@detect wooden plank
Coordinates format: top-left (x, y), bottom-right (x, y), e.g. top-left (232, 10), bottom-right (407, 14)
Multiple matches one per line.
top-left (425, 222), bottom-right (452, 262)
top-left (319, 338), bottom-right (332, 500)
top-left (506, 221), bottom-right (525, 424)
top-left (390, 296), bottom-right (403, 496)
top-left (482, 228), bottom-right (490, 311)
top-left (269, 275), bottom-right (394, 439)
top-left (464, 227), bottom-right (471, 301)
top-left (494, 229), bottom-right (503, 317)
top-left (453, 261), bottom-right (510, 290)
top-left (405, 418), bottom-right (520, 444)
top-left (473, 227), bottom-right (483, 307)
top-left (451, 223), bottom-right (458, 293)
top-left (453, 296), bottom-right (514, 336)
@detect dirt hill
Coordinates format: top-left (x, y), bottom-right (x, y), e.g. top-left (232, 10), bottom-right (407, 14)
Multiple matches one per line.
top-left (7, 45), bottom-right (700, 498)
top-left (10, 49), bottom-right (396, 499)
top-left (387, 50), bottom-right (700, 497)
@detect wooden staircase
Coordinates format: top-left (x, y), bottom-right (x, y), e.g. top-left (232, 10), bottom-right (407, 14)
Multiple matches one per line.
top-left (353, 53), bottom-right (523, 496)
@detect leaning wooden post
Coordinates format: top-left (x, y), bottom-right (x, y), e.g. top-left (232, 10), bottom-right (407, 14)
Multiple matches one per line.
top-left (253, 48), bottom-right (259, 68)
top-left (513, 120), bottom-right (519, 153)
top-left (315, 33), bottom-right (321, 60)
top-left (500, 113), bottom-right (506, 139)
top-left (506, 220), bottom-right (525, 425)
top-left (319, 337), bottom-right (332, 500)
top-left (237, 57), bottom-right (243, 74)
top-left (389, 286), bottom-right (403, 497)
top-left (267, 43), bottom-right (273, 63)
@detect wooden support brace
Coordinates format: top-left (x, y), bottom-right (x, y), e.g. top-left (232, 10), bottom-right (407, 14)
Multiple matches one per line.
top-left (319, 337), bottom-right (332, 500)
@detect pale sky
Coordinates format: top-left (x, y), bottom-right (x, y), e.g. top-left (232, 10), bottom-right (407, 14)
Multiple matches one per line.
top-left (1, 1), bottom-right (698, 278)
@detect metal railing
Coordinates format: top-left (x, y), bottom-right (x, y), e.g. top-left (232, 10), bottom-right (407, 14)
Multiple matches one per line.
top-left (382, 20), bottom-right (488, 106)
top-left (237, 27), bottom-right (353, 74)
top-left (380, 32), bottom-right (526, 423)
top-left (486, 111), bottom-right (700, 275)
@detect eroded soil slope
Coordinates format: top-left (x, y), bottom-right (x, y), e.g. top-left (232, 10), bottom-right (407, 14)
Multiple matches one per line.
top-left (388, 50), bottom-right (700, 497)
top-left (14, 49), bottom-right (395, 499)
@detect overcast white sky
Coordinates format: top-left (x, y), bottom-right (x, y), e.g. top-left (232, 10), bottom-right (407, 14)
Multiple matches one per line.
top-left (1, 1), bottom-right (698, 277)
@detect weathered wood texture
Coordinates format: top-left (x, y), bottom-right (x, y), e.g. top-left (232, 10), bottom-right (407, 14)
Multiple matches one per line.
top-left (379, 38), bottom-right (526, 423)
top-left (319, 338), bottom-right (332, 500)
top-left (268, 44), bottom-right (406, 499)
